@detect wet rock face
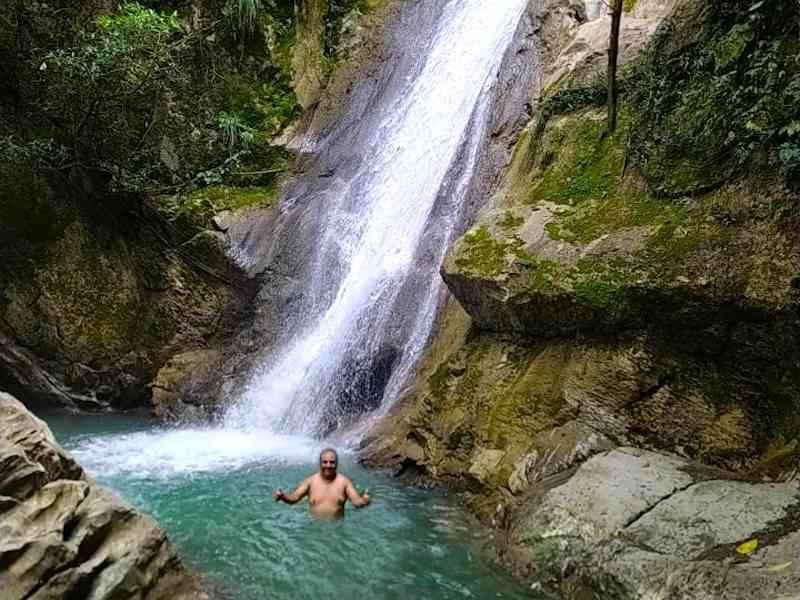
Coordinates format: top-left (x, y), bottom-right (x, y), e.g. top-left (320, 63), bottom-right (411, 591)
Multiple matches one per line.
top-left (292, 0), bottom-right (329, 110)
top-left (507, 448), bottom-right (800, 600)
top-left (0, 167), bottom-right (251, 413)
top-left (0, 392), bottom-right (208, 599)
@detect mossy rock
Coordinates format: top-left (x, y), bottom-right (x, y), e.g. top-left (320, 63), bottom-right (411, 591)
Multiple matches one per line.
top-left (384, 324), bottom-right (800, 497)
top-left (6, 220), bottom-right (142, 361)
top-left (443, 109), bottom-right (800, 338)
top-left (161, 185), bottom-right (278, 230)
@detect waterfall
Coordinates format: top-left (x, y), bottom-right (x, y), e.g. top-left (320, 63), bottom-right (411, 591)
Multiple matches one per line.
top-left (225, 0), bottom-right (529, 436)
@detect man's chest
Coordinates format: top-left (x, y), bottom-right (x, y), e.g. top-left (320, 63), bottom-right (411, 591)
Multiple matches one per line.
top-left (309, 482), bottom-right (346, 503)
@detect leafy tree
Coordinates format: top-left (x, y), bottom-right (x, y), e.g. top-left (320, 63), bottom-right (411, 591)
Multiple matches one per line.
top-left (39, 3), bottom-right (192, 182)
top-left (628, 0), bottom-right (800, 191)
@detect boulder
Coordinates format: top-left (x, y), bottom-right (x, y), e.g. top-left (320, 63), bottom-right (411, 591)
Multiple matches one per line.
top-left (507, 447), bottom-right (800, 600)
top-left (150, 349), bottom-right (222, 421)
top-left (0, 392), bottom-right (208, 599)
top-left (542, 0), bottom-right (677, 92)
top-left (442, 113), bottom-right (800, 339)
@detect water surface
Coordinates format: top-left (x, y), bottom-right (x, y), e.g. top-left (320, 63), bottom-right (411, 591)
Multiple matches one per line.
top-left (48, 415), bottom-right (537, 600)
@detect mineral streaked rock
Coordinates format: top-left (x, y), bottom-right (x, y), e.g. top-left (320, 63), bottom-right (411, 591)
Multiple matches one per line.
top-left (508, 421), bottom-right (615, 495)
top-left (0, 392), bottom-right (208, 600)
top-left (292, 0), bottom-right (329, 110)
top-left (508, 447), bottom-right (800, 600)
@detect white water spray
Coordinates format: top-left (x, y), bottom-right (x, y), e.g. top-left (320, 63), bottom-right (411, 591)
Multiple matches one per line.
top-left (225, 0), bottom-right (529, 436)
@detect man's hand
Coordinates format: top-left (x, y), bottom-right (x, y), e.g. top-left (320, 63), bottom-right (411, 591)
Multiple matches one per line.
top-left (274, 479), bottom-right (310, 505)
top-left (346, 480), bottom-right (371, 508)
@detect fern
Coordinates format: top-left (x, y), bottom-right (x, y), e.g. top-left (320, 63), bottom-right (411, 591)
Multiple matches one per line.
top-left (215, 111), bottom-right (256, 155)
top-left (226, 0), bottom-right (262, 36)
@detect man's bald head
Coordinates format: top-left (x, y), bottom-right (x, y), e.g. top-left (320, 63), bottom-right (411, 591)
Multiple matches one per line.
top-left (320, 448), bottom-right (338, 462)
top-left (319, 448), bottom-right (338, 480)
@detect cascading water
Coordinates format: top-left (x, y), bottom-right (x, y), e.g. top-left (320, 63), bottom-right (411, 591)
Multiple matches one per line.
top-left (226, 0), bottom-right (530, 436)
top-left (45, 5), bottom-right (544, 597)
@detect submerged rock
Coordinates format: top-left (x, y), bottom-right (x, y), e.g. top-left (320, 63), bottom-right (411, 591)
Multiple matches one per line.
top-left (0, 392), bottom-right (208, 599)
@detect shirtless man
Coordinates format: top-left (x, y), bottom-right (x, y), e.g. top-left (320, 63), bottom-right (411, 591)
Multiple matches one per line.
top-left (274, 448), bottom-right (371, 518)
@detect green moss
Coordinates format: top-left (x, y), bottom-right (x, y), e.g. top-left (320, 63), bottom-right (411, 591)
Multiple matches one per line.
top-left (522, 257), bottom-right (563, 296)
top-left (537, 82), bottom-right (607, 129)
top-left (498, 211), bottom-right (525, 231)
top-left (526, 108), bottom-right (697, 248)
top-left (429, 360), bottom-right (452, 400)
top-left (528, 112), bottom-right (626, 207)
top-left (712, 23), bottom-right (753, 69)
top-left (161, 185), bottom-right (277, 229)
top-left (510, 251), bottom-right (636, 315)
top-left (573, 260), bottom-right (633, 314)
top-left (454, 226), bottom-right (523, 278)
top-left (544, 221), bottom-right (563, 241)
top-left (623, 0), bottom-right (638, 13)
top-left (554, 182), bottom-right (688, 245)
top-left (194, 185), bottom-right (276, 211)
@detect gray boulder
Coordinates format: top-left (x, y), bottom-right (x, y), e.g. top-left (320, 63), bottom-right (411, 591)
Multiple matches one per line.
top-left (508, 447), bottom-right (800, 599)
top-left (0, 392), bottom-right (208, 599)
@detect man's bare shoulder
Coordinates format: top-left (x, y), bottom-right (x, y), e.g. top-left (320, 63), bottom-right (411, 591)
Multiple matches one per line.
top-left (335, 474), bottom-right (352, 487)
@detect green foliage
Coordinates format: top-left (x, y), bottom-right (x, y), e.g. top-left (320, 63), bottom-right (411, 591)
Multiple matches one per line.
top-left (225, 0), bottom-right (263, 36)
top-left (0, 136), bottom-right (69, 168)
top-left (95, 3), bottom-right (182, 36)
top-left (224, 73), bottom-right (299, 136)
top-left (215, 111), bottom-right (256, 154)
top-left (627, 0), bottom-right (800, 192)
top-left (39, 2), bottom-right (192, 183)
top-left (52, 2), bottom-right (184, 91)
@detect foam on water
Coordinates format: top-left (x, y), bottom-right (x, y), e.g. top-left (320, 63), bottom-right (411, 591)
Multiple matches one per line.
top-left (49, 415), bottom-right (540, 600)
top-left (69, 427), bottom-right (323, 479)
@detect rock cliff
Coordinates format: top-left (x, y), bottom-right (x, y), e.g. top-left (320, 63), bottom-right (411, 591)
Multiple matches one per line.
top-left (0, 0), bottom-right (381, 416)
top-left (363, 0), bottom-right (800, 595)
top-left (0, 391), bottom-right (208, 599)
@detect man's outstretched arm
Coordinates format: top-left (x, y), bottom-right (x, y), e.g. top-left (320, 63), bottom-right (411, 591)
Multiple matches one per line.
top-left (274, 477), bottom-right (311, 505)
top-left (345, 480), bottom-right (371, 508)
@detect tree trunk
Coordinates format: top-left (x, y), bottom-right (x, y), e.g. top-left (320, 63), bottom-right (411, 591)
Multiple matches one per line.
top-left (607, 0), bottom-right (623, 133)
